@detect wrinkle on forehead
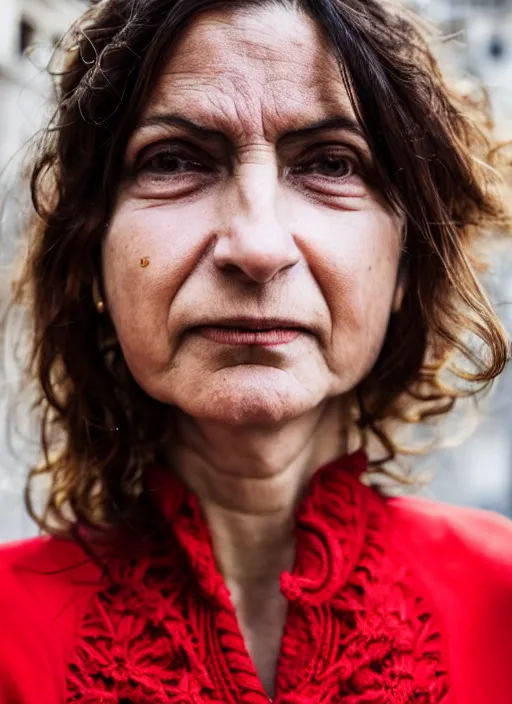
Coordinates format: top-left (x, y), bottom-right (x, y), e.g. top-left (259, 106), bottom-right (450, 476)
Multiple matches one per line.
top-left (145, 6), bottom-right (356, 146)
top-left (171, 6), bottom-right (332, 71)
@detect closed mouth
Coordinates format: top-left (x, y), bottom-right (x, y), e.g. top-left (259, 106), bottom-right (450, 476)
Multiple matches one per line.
top-left (196, 318), bottom-right (307, 332)
top-left (191, 321), bottom-right (306, 347)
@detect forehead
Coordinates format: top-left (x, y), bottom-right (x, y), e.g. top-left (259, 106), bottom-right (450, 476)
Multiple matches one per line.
top-left (143, 5), bottom-right (357, 142)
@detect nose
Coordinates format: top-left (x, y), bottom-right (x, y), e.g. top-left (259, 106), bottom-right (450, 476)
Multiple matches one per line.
top-left (213, 164), bottom-right (301, 284)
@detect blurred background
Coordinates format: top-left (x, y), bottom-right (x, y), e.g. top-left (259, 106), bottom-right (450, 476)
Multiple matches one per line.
top-left (0, 0), bottom-right (511, 543)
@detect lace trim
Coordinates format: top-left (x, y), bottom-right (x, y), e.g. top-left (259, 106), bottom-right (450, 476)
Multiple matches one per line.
top-left (66, 452), bottom-right (449, 703)
top-left (276, 484), bottom-right (449, 702)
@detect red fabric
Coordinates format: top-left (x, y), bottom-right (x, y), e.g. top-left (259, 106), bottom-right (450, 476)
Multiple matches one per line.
top-left (0, 450), bottom-right (511, 703)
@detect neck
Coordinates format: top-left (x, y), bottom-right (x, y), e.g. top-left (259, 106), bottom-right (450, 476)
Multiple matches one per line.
top-left (167, 399), bottom-right (351, 584)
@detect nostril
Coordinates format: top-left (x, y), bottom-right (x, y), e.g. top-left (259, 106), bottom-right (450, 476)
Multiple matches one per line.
top-left (213, 225), bottom-right (301, 284)
top-left (221, 262), bottom-right (242, 275)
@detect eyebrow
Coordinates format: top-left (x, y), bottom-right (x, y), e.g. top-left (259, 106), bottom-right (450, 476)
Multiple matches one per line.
top-left (132, 113), bottom-right (366, 146)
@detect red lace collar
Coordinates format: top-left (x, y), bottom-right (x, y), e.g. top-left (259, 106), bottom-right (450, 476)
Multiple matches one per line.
top-left (146, 450), bottom-right (369, 609)
top-left (67, 448), bottom-right (450, 703)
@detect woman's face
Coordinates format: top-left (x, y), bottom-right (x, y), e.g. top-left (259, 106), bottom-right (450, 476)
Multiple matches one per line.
top-left (103, 5), bottom-right (403, 426)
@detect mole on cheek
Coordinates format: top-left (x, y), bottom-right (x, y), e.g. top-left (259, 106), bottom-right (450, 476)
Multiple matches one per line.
top-left (140, 257), bottom-right (150, 268)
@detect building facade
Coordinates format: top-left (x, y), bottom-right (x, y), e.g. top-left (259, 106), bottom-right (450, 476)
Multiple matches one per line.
top-left (0, 0), bottom-right (85, 541)
top-left (0, 0), bottom-right (85, 174)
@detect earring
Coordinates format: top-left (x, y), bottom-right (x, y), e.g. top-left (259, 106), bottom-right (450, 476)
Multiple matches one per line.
top-left (391, 284), bottom-right (404, 314)
top-left (92, 277), bottom-right (105, 314)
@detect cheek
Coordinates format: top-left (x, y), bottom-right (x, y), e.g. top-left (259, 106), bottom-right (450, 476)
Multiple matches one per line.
top-left (101, 203), bottom-right (209, 367)
top-left (304, 207), bottom-right (402, 372)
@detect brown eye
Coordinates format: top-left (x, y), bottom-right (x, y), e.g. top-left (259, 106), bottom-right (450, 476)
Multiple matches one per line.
top-left (134, 142), bottom-right (214, 179)
top-left (317, 156), bottom-right (353, 178)
top-left (294, 153), bottom-right (354, 179)
top-left (140, 151), bottom-right (206, 175)
top-left (147, 153), bottom-right (185, 174)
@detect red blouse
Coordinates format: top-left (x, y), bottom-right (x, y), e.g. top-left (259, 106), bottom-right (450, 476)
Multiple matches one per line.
top-left (1, 451), bottom-right (511, 703)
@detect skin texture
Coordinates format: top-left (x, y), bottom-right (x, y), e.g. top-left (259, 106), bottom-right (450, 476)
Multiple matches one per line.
top-left (102, 5), bottom-right (404, 695)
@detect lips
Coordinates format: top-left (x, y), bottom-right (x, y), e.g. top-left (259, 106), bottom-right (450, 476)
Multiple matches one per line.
top-left (197, 326), bottom-right (301, 346)
top-left (204, 318), bottom-right (306, 331)
top-left (192, 318), bottom-right (307, 347)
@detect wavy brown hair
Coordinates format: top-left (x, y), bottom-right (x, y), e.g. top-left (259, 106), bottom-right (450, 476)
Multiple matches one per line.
top-left (11, 0), bottom-right (512, 536)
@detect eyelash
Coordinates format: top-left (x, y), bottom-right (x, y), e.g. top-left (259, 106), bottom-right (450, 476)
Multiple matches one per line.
top-left (291, 153), bottom-right (356, 179)
top-left (134, 144), bottom-right (360, 184)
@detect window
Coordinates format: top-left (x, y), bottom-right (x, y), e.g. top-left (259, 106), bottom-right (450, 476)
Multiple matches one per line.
top-left (19, 17), bottom-right (35, 58)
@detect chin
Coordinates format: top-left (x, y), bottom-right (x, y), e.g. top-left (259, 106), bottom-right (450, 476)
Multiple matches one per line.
top-left (168, 368), bottom-right (323, 427)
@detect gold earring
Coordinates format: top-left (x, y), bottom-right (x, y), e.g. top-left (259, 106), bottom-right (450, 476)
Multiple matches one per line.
top-left (92, 277), bottom-right (105, 314)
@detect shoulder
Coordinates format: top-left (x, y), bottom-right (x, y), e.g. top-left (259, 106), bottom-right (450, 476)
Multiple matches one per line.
top-left (382, 494), bottom-right (512, 700)
top-left (0, 534), bottom-right (102, 609)
top-left (0, 536), bottom-right (102, 701)
top-left (384, 493), bottom-right (512, 637)
top-left (386, 493), bottom-right (512, 578)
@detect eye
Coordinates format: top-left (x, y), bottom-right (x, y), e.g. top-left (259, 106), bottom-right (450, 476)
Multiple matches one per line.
top-left (293, 152), bottom-right (355, 179)
top-left (135, 144), bottom-right (212, 178)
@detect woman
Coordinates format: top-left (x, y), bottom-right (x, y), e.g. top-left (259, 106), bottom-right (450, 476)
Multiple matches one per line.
top-left (1, 0), bottom-right (511, 701)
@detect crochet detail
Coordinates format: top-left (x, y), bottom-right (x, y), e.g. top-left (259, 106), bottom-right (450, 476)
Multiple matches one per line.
top-left (66, 451), bottom-right (449, 703)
